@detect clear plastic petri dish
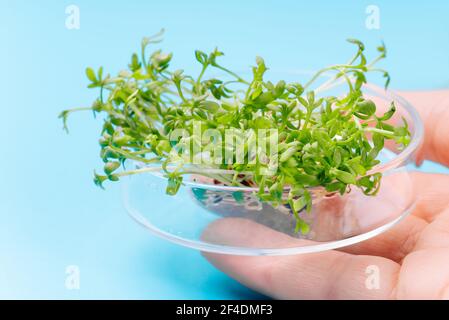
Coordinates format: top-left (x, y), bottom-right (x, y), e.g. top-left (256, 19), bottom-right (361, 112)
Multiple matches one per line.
top-left (122, 73), bottom-right (424, 256)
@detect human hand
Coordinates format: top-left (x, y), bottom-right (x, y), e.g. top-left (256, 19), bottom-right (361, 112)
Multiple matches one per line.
top-left (203, 90), bottom-right (449, 299)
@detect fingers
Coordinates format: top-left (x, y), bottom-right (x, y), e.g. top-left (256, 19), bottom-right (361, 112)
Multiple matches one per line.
top-left (396, 248), bottom-right (449, 299)
top-left (339, 214), bottom-right (425, 263)
top-left (413, 207), bottom-right (449, 251)
top-left (201, 169), bottom-right (449, 299)
top-left (202, 218), bottom-right (400, 299)
top-left (201, 174), bottom-right (449, 299)
top-left (410, 172), bottom-right (449, 222)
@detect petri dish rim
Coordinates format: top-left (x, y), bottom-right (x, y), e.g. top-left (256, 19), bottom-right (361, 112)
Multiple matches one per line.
top-left (122, 80), bottom-right (424, 256)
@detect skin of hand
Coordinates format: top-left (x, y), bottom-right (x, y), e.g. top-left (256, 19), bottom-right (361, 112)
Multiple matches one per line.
top-left (202, 90), bottom-right (449, 300)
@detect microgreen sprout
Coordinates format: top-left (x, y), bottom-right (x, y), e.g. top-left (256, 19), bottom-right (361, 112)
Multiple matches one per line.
top-left (60, 30), bottom-right (410, 234)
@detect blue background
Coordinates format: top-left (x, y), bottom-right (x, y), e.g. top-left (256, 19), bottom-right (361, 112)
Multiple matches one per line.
top-left (1, 0), bottom-right (448, 299)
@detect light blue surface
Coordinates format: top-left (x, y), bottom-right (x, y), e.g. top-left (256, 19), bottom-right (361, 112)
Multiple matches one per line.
top-left (1, 0), bottom-right (448, 299)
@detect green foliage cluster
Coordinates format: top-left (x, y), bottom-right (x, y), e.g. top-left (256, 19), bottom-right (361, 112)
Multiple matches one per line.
top-left (60, 30), bottom-right (410, 233)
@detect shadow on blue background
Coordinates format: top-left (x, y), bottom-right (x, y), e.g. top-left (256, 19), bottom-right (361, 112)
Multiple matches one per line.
top-left (1, 0), bottom-right (448, 299)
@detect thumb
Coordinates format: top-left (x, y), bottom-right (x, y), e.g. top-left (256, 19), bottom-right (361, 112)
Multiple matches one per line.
top-left (396, 90), bottom-right (449, 167)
